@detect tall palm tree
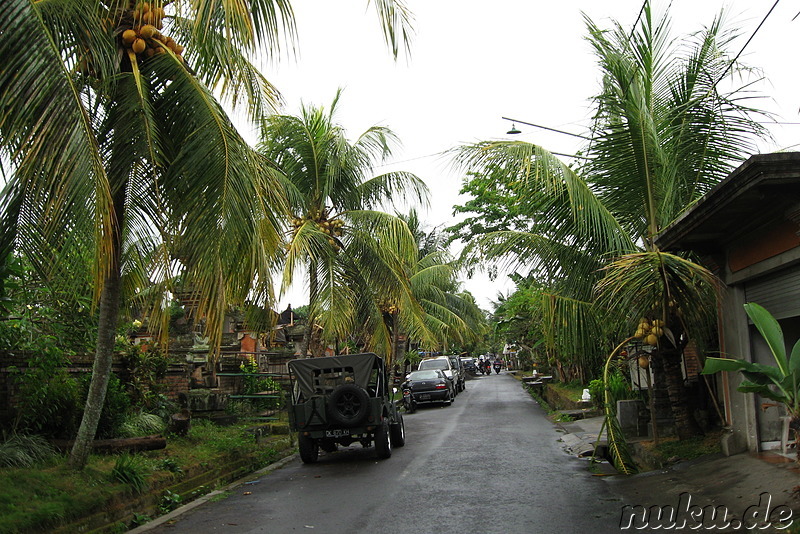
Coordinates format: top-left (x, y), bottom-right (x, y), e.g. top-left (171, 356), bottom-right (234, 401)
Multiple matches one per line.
top-left (400, 211), bottom-right (486, 358)
top-left (450, 2), bottom-right (768, 439)
top-left (258, 91), bottom-right (429, 358)
top-left (0, 0), bottom-right (414, 469)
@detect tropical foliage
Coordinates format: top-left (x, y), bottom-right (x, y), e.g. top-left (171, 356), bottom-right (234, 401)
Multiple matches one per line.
top-left (401, 212), bottom-right (487, 361)
top-left (258, 91), bottom-right (429, 360)
top-left (448, 2), bottom-right (767, 438)
top-left (703, 302), bottom-right (800, 419)
top-left (0, 0), bottom-right (414, 469)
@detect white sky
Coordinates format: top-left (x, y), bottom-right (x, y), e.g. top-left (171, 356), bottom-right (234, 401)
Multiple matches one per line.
top-left (261, 0), bottom-right (800, 311)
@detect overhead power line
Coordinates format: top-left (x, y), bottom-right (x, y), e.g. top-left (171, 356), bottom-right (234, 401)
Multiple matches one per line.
top-left (501, 117), bottom-right (590, 140)
top-left (713, 0), bottom-right (781, 89)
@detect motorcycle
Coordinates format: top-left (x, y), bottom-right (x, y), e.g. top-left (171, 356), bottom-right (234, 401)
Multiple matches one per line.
top-left (401, 383), bottom-right (416, 413)
top-left (493, 362), bottom-right (502, 374)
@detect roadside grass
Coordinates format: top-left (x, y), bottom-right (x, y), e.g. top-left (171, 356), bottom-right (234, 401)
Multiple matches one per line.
top-left (521, 383), bottom-right (575, 422)
top-left (0, 461), bottom-right (121, 533)
top-left (547, 381), bottom-right (585, 404)
top-left (639, 432), bottom-right (723, 465)
top-left (0, 417), bottom-right (289, 533)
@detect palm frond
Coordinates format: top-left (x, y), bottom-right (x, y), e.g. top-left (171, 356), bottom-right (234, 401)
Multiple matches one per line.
top-left (368, 0), bottom-right (414, 59)
top-left (450, 141), bottom-right (633, 256)
top-left (595, 250), bottom-right (720, 341)
top-left (146, 54), bottom-right (284, 355)
top-left (0, 0), bottom-right (114, 297)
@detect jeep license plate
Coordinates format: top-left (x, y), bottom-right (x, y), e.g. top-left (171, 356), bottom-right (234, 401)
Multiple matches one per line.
top-left (325, 429), bottom-right (350, 438)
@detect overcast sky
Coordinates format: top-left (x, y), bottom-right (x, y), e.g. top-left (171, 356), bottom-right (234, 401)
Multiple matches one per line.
top-left (261, 0), bottom-right (800, 310)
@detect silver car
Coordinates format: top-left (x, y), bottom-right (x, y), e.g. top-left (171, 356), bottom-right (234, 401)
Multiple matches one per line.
top-left (418, 356), bottom-right (457, 398)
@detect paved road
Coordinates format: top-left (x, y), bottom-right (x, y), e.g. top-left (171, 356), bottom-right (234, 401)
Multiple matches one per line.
top-left (147, 372), bottom-right (624, 533)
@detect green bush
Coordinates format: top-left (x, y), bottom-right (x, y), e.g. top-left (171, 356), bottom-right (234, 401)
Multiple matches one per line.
top-left (0, 433), bottom-right (57, 468)
top-left (588, 366), bottom-right (637, 412)
top-left (117, 412), bottom-right (166, 438)
top-left (12, 342), bottom-right (82, 439)
top-left (239, 357), bottom-right (282, 410)
top-left (156, 457), bottom-right (183, 475)
top-left (159, 490), bottom-right (183, 513)
top-left (80, 373), bottom-right (132, 439)
top-left (119, 344), bottom-right (170, 410)
top-left (188, 420), bottom-right (253, 455)
top-left (111, 454), bottom-right (149, 494)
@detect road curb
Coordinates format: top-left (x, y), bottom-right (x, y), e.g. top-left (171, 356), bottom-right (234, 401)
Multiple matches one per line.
top-left (129, 451), bottom-right (299, 532)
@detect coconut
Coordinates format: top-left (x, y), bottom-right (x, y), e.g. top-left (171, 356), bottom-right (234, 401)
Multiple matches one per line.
top-left (139, 24), bottom-right (156, 39)
top-left (122, 29), bottom-right (137, 44)
top-left (638, 356), bottom-right (650, 369)
top-left (645, 333), bottom-right (659, 346)
top-left (132, 38), bottom-right (146, 54)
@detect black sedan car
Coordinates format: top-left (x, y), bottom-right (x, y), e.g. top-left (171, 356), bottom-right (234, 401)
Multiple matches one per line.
top-left (402, 369), bottom-right (452, 408)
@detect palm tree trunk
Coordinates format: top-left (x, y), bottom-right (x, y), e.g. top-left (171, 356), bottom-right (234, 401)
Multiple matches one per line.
top-left (389, 309), bottom-right (399, 370)
top-left (67, 263), bottom-right (121, 469)
top-left (661, 347), bottom-right (702, 439)
top-left (68, 188), bottom-right (124, 469)
top-left (299, 260), bottom-right (318, 358)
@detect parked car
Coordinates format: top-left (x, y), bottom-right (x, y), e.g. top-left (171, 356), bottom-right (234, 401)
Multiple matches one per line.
top-left (461, 357), bottom-right (479, 376)
top-left (448, 354), bottom-right (466, 392)
top-left (287, 353), bottom-right (405, 463)
top-left (402, 369), bottom-right (452, 407)
top-left (418, 356), bottom-right (457, 398)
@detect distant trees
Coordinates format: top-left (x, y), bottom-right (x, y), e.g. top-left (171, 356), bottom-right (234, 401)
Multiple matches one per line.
top-left (449, 1), bottom-right (768, 438)
top-left (258, 91), bottom-right (429, 359)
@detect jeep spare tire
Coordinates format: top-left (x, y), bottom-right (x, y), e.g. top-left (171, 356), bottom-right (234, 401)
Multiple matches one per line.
top-left (327, 384), bottom-right (370, 426)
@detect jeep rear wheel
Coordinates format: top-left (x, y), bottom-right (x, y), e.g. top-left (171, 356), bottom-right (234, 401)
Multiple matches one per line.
top-left (298, 434), bottom-right (319, 464)
top-left (390, 414), bottom-right (405, 447)
top-left (327, 384), bottom-right (370, 427)
top-left (374, 421), bottom-right (392, 459)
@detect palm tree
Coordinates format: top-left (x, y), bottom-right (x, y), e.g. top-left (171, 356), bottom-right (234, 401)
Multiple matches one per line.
top-left (258, 91), bottom-right (429, 358)
top-left (0, 0), bottom-right (414, 469)
top-left (450, 2), bottom-right (768, 439)
top-left (400, 211), bottom-right (486, 359)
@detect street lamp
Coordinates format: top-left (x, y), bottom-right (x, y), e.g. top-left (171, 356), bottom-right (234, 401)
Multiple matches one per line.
top-left (502, 116), bottom-right (590, 140)
top-left (501, 116), bottom-right (592, 160)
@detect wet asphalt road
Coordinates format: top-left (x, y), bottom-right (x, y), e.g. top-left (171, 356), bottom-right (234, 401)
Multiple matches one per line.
top-left (146, 372), bottom-right (624, 533)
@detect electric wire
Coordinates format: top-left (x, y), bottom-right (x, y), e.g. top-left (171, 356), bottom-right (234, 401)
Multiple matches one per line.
top-left (712, 0), bottom-right (781, 90)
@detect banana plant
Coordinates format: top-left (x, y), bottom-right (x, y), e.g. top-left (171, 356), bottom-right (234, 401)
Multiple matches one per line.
top-left (702, 302), bottom-right (800, 420)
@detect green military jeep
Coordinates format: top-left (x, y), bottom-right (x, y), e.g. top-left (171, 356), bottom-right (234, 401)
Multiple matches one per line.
top-left (287, 352), bottom-right (405, 463)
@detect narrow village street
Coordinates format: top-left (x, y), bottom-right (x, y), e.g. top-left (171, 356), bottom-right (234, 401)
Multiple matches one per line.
top-left (144, 373), bottom-right (623, 533)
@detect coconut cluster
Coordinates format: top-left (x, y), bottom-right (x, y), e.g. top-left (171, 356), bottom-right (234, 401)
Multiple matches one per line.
top-left (291, 212), bottom-right (345, 249)
top-left (378, 302), bottom-right (399, 315)
top-left (119, 2), bottom-right (185, 62)
top-left (634, 317), bottom-right (665, 347)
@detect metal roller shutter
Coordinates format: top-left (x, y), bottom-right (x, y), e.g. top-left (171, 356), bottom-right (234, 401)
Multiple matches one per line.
top-left (744, 267), bottom-right (800, 321)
